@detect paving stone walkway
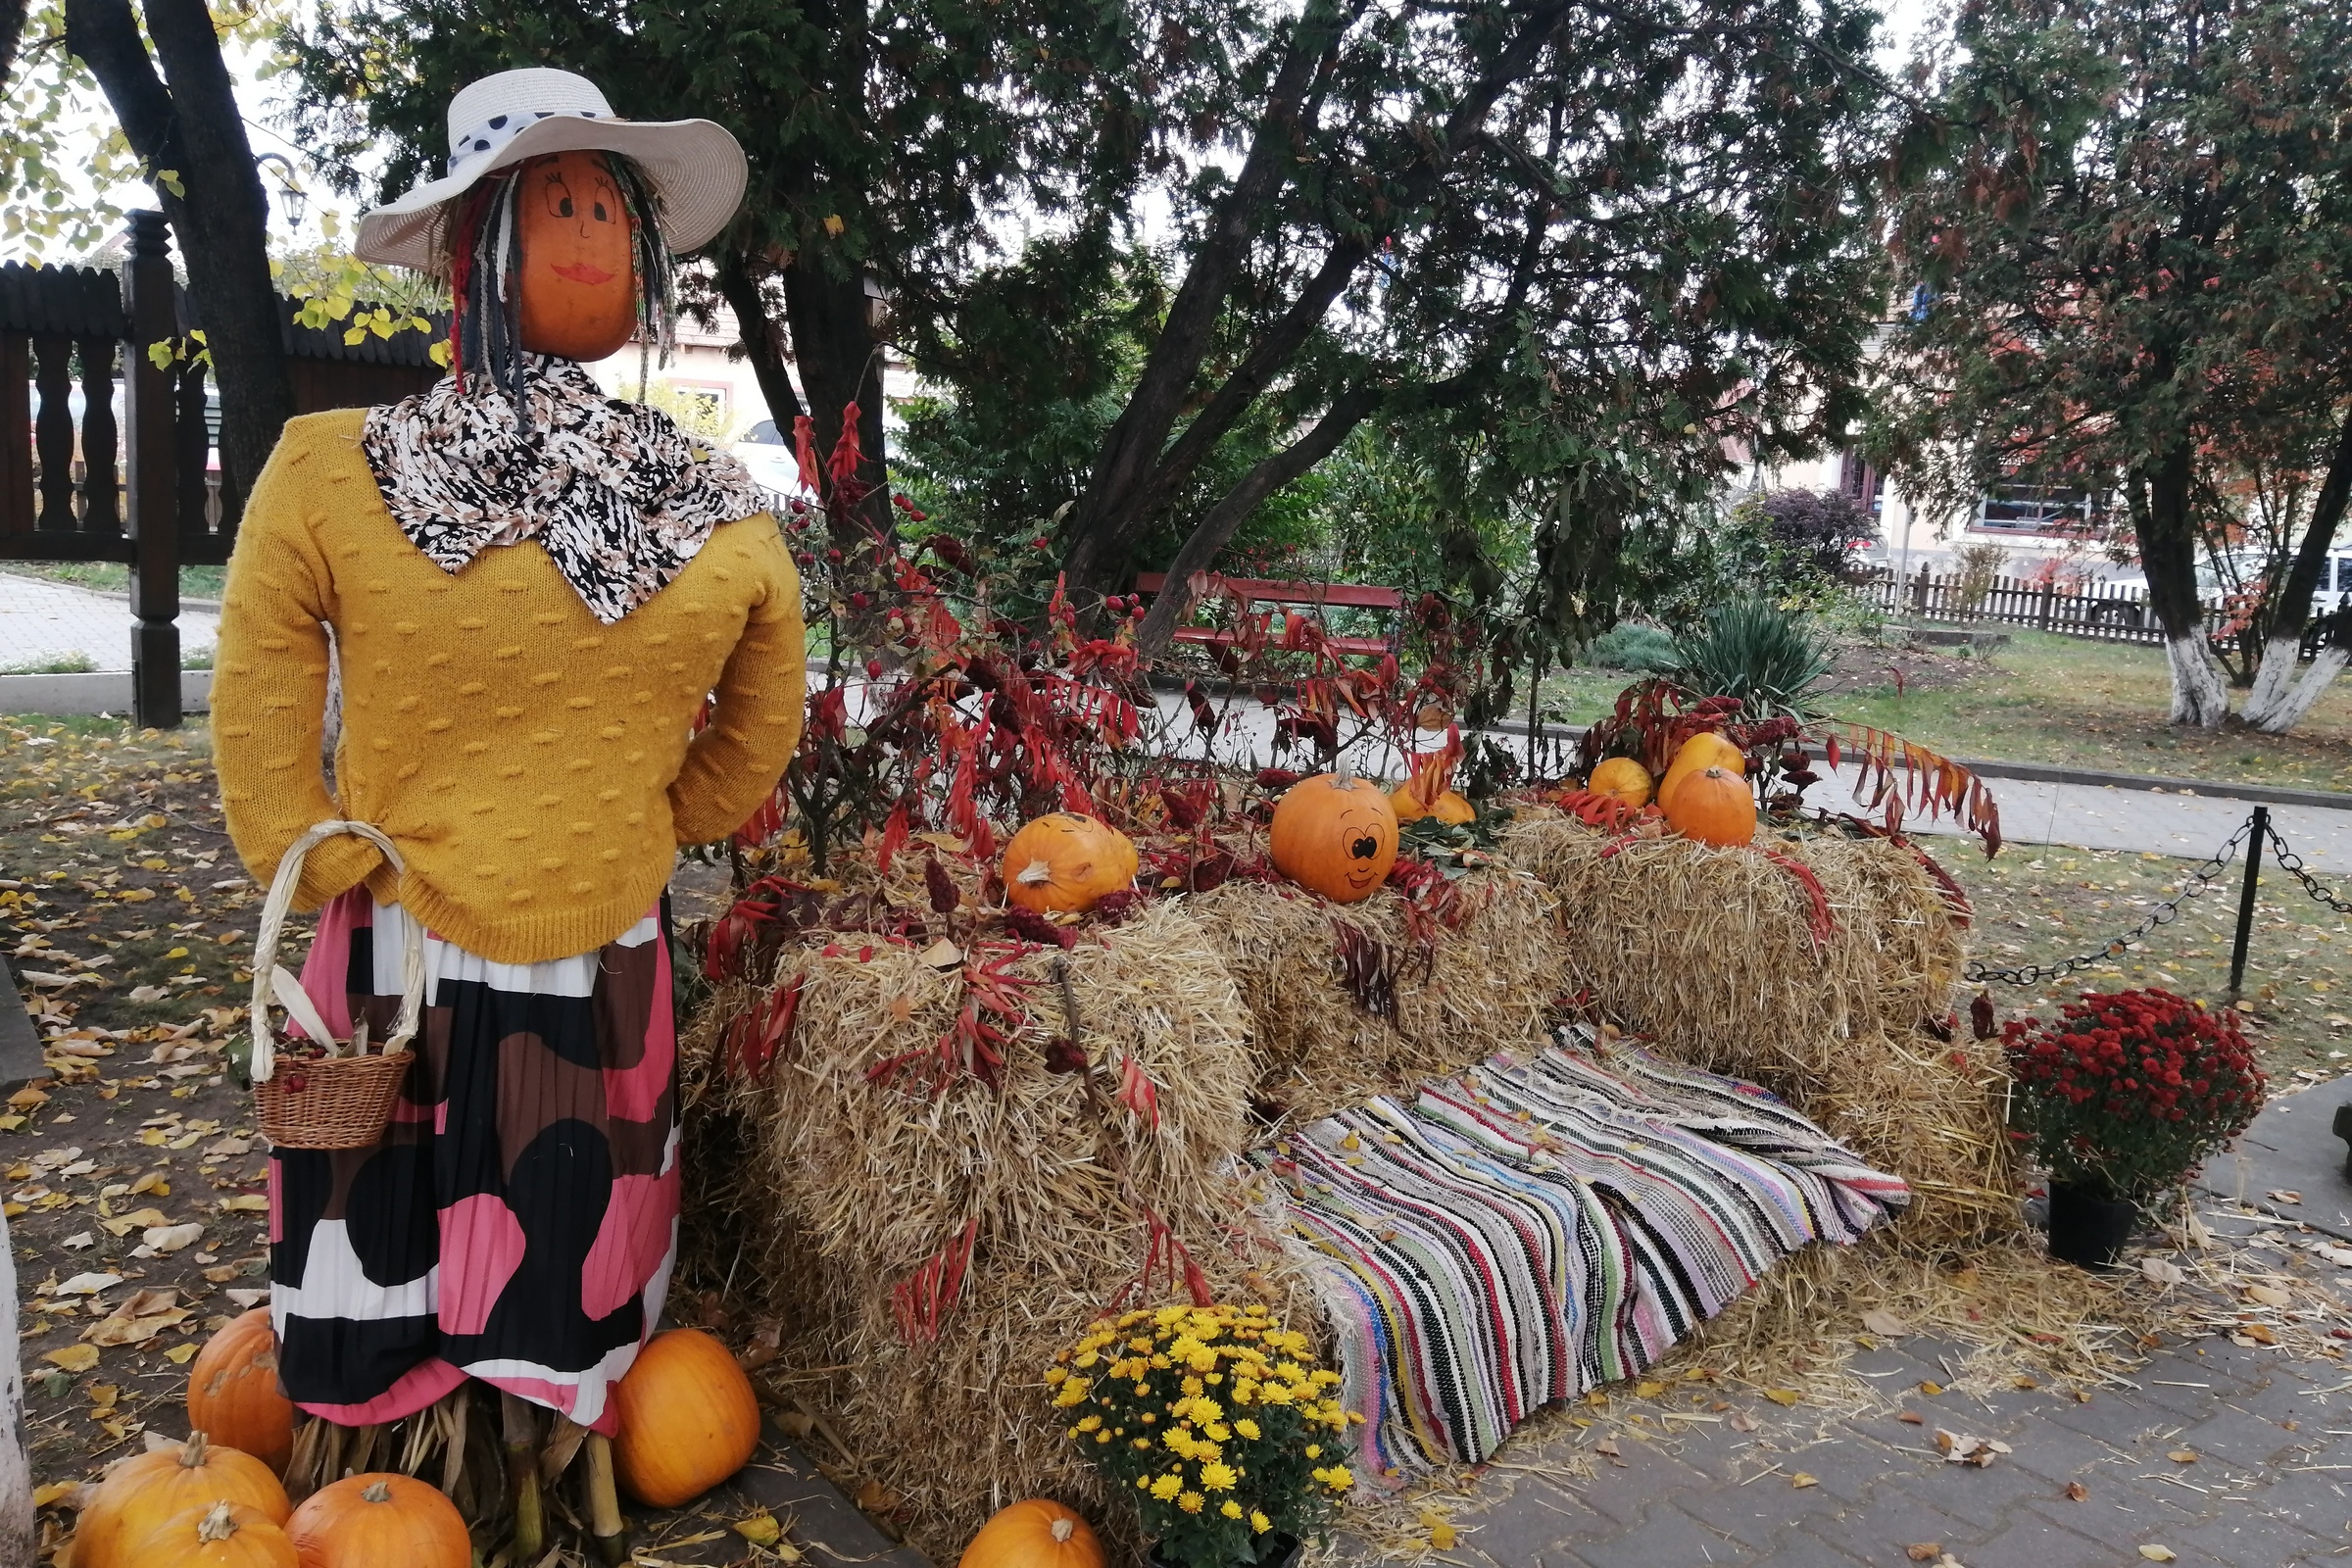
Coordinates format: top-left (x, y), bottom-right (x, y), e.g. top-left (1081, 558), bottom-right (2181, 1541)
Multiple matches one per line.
top-left (0, 568), bottom-right (217, 673)
top-left (1444, 1307), bottom-right (2352, 1567)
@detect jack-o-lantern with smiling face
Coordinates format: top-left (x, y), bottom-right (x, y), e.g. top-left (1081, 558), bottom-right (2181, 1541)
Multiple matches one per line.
top-left (514, 149), bottom-right (640, 362)
top-left (1269, 765), bottom-right (1400, 904)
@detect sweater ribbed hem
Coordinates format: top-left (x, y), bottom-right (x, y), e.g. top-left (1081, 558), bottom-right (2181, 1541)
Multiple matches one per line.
top-left (361, 858), bottom-right (678, 966)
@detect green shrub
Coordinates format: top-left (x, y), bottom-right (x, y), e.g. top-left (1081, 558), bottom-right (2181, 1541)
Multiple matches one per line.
top-left (1584, 622), bottom-right (1681, 672)
top-left (1674, 600), bottom-right (1833, 719)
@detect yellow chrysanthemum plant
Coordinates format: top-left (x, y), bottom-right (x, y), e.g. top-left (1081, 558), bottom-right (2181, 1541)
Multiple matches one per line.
top-left (1049, 1302), bottom-right (1362, 1568)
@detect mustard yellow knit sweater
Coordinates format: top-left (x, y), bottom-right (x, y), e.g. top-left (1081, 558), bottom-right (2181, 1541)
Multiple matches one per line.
top-left (212, 410), bottom-right (806, 964)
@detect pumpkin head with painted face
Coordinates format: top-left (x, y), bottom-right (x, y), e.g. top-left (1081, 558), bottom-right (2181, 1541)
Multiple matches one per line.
top-left (1270, 767), bottom-right (1399, 903)
top-left (514, 149), bottom-right (640, 362)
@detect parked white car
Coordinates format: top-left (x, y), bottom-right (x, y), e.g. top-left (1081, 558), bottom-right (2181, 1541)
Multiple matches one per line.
top-left (734, 418), bottom-right (807, 501)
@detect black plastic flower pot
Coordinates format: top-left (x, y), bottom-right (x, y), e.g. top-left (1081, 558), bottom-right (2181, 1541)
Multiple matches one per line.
top-left (1149, 1534), bottom-right (1303, 1568)
top-left (2045, 1181), bottom-right (2138, 1269)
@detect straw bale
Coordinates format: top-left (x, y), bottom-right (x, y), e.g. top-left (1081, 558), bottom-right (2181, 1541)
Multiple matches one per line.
top-left (691, 899), bottom-right (1318, 1563)
top-left (1189, 868), bottom-right (1571, 1122)
top-left (1496, 815), bottom-right (2011, 1243)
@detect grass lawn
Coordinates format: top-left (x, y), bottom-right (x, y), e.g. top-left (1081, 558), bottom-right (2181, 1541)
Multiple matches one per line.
top-left (1555, 627), bottom-right (2352, 794)
top-left (1956, 843), bottom-right (2352, 1079)
top-left (0, 563), bottom-right (227, 600)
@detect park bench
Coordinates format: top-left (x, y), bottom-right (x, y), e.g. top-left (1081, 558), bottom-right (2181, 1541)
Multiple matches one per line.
top-left (1131, 571), bottom-right (1403, 660)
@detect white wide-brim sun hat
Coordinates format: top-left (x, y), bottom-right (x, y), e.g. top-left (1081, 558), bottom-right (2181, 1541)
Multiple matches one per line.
top-left (355, 68), bottom-right (749, 272)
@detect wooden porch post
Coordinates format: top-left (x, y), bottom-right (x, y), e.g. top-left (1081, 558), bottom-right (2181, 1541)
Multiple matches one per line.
top-left (122, 210), bottom-right (181, 729)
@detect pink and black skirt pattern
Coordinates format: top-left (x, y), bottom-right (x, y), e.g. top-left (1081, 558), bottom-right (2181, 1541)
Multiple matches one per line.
top-left (267, 889), bottom-right (680, 1433)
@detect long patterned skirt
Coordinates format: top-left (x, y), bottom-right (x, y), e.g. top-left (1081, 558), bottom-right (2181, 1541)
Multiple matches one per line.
top-left (267, 890), bottom-right (680, 1433)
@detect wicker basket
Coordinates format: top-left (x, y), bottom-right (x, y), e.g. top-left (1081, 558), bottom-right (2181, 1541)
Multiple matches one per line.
top-left (249, 820), bottom-right (424, 1151)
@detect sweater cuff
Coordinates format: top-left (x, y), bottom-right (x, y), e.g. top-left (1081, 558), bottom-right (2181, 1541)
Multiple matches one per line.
top-left (288, 836), bottom-right (386, 913)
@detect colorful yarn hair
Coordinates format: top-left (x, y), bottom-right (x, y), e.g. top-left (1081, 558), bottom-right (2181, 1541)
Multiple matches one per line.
top-left (440, 150), bottom-right (678, 410)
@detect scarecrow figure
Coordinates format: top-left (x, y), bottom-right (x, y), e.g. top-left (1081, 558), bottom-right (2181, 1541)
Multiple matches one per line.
top-left (211, 66), bottom-right (802, 1519)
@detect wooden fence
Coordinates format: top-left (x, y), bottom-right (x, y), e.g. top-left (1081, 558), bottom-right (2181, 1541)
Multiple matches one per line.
top-left (1856, 565), bottom-right (2233, 646)
top-left (0, 211), bottom-right (443, 725)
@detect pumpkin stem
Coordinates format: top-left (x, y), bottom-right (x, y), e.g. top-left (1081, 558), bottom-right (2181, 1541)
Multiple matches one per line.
top-left (196, 1502), bottom-right (237, 1542)
top-left (1052, 1517), bottom-right (1076, 1543)
top-left (362, 1480), bottom-right (393, 1503)
top-left (1333, 755), bottom-right (1355, 787)
top-left (1017, 858), bottom-right (1054, 886)
top-left (181, 1430), bottom-right (210, 1468)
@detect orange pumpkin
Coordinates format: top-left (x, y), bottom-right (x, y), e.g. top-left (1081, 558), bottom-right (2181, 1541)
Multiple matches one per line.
top-left (1586, 757), bottom-right (1653, 809)
top-left (610, 1328), bottom-right (762, 1507)
top-left (77, 1432), bottom-right (291, 1568)
top-left (515, 150), bottom-right (640, 363)
top-left (1390, 776), bottom-right (1475, 825)
top-left (188, 1307), bottom-right (296, 1475)
top-left (958, 1498), bottom-right (1104, 1568)
top-left (1002, 814), bottom-right (1140, 914)
top-left (1657, 732), bottom-right (1743, 810)
top-left (1269, 767), bottom-right (1398, 904)
top-left (285, 1473), bottom-right (469, 1568)
top-left (1664, 765), bottom-right (1756, 847)
top-left (124, 1501), bottom-right (299, 1568)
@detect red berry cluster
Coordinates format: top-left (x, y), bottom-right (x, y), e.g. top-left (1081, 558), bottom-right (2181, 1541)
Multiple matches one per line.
top-left (2002, 989), bottom-right (2266, 1199)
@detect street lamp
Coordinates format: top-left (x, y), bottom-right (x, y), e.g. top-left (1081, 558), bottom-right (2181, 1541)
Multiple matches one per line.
top-left (253, 153), bottom-right (308, 233)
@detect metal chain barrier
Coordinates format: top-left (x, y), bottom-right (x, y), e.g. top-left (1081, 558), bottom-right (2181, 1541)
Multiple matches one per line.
top-left (2262, 818), bottom-right (2352, 916)
top-left (1964, 812), bottom-right (2258, 987)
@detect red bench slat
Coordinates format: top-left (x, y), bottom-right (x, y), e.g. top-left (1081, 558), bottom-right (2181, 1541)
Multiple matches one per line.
top-left (1134, 571), bottom-right (1403, 611)
top-left (1171, 627), bottom-right (1393, 657)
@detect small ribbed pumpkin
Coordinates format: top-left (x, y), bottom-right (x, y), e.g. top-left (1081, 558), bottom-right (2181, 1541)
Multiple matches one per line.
top-left (610, 1328), bottom-right (762, 1507)
top-left (125, 1500), bottom-right (298, 1568)
top-left (1002, 813), bottom-right (1140, 914)
top-left (76, 1432), bottom-right (291, 1568)
top-left (1664, 765), bottom-right (1756, 847)
top-left (187, 1307), bottom-right (295, 1475)
top-left (1269, 765), bottom-right (1398, 904)
top-left (1389, 774), bottom-right (1475, 825)
top-left (1586, 757), bottom-right (1653, 808)
top-left (957, 1498), bottom-right (1104, 1568)
top-left (285, 1473), bottom-right (469, 1568)
top-left (1657, 732), bottom-right (1743, 810)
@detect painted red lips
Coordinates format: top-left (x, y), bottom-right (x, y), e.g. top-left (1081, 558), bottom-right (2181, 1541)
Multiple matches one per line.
top-left (550, 261), bottom-right (617, 285)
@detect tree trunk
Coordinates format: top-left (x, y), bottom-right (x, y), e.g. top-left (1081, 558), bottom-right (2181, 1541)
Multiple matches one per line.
top-left (715, 247), bottom-right (808, 436)
top-left (66, 0), bottom-right (294, 496)
top-left (0, 0), bottom-right (30, 89)
top-left (1133, 385), bottom-right (1382, 657)
top-left (779, 254), bottom-right (888, 540)
top-left (2133, 441), bottom-right (2230, 727)
top-left (2242, 403), bottom-right (2352, 733)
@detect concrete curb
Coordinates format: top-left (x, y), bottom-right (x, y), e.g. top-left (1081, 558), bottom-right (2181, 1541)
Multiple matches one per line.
top-left (0, 956), bottom-right (47, 1090)
top-left (0, 670), bottom-right (212, 716)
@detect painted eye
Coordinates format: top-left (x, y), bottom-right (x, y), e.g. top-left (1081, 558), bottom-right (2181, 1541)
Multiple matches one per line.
top-left (1348, 834), bottom-right (1379, 860)
top-left (593, 200), bottom-right (610, 221)
top-left (543, 176), bottom-right (574, 220)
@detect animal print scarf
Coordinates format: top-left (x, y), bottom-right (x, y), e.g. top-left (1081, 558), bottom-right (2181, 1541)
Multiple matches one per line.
top-left (361, 356), bottom-right (770, 623)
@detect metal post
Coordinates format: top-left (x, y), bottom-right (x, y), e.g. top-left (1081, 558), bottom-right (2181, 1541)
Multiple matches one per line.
top-left (121, 210), bottom-right (181, 729)
top-left (2229, 806), bottom-right (2269, 1001)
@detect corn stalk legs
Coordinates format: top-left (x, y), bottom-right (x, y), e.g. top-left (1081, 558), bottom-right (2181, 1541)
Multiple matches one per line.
top-left (584, 1430), bottom-right (627, 1566)
top-left (501, 1392), bottom-right (544, 1561)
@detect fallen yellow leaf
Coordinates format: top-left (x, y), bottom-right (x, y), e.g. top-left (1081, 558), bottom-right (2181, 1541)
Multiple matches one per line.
top-left (219, 1195), bottom-right (268, 1212)
top-left (1763, 1388), bottom-right (1801, 1407)
top-left (30, 1481), bottom-right (74, 1508)
top-left (42, 1346), bottom-right (98, 1373)
top-left (1634, 1380), bottom-right (1667, 1398)
top-left (2167, 1449), bottom-right (2197, 1464)
top-left (733, 1514), bottom-right (782, 1546)
top-left (129, 1172), bottom-right (168, 1197)
top-left (2139, 1547), bottom-right (2177, 1562)
top-left (164, 1343), bottom-right (198, 1364)
top-left (2245, 1284), bottom-right (2291, 1308)
top-left (1918, 1380), bottom-right (1944, 1396)
top-left (1790, 1472), bottom-right (1819, 1489)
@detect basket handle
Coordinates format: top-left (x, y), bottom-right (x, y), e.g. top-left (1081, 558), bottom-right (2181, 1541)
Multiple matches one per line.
top-left (249, 821), bottom-right (422, 1085)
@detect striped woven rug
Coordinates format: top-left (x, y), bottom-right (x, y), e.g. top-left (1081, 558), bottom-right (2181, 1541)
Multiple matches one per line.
top-left (1253, 1026), bottom-right (1909, 1484)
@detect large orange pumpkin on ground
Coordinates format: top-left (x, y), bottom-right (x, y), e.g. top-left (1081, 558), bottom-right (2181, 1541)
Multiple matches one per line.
top-left (1664, 765), bottom-right (1757, 847)
top-left (285, 1473), bottom-right (469, 1568)
top-left (958, 1498), bottom-right (1104, 1568)
top-left (188, 1307), bottom-right (295, 1474)
top-left (1002, 814), bottom-right (1140, 914)
top-left (1586, 757), bottom-right (1653, 808)
top-left (124, 1500), bottom-right (299, 1568)
top-left (1657, 732), bottom-right (1743, 810)
top-left (1270, 767), bottom-right (1398, 903)
top-left (77, 1433), bottom-right (291, 1568)
top-left (1389, 774), bottom-right (1475, 825)
top-left (610, 1328), bottom-right (762, 1507)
